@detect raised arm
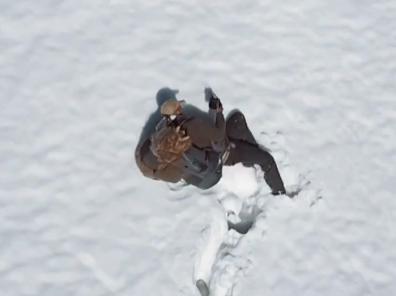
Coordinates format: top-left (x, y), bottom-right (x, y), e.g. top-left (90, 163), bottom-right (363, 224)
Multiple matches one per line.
top-left (204, 87), bottom-right (226, 151)
top-left (205, 87), bottom-right (225, 128)
top-left (181, 88), bottom-right (226, 152)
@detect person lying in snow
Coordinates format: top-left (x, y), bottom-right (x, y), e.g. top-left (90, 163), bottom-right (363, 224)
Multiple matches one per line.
top-left (135, 87), bottom-right (286, 196)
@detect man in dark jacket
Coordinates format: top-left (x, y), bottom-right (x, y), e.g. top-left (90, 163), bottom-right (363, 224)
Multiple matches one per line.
top-left (135, 87), bottom-right (286, 195)
top-left (135, 87), bottom-right (226, 189)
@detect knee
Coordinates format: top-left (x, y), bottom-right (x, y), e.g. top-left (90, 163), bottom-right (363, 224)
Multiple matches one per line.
top-left (226, 109), bottom-right (244, 121)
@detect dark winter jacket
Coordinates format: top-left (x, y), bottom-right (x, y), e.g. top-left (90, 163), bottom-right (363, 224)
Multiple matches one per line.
top-left (135, 101), bottom-right (227, 189)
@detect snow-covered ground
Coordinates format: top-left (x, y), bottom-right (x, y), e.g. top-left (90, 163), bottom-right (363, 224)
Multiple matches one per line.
top-left (1, 1), bottom-right (396, 295)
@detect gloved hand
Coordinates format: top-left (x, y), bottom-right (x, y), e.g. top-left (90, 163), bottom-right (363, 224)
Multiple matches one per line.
top-left (205, 87), bottom-right (223, 111)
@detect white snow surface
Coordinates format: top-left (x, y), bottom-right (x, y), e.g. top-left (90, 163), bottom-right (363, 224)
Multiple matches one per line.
top-left (1, 1), bottom-right (396, 296)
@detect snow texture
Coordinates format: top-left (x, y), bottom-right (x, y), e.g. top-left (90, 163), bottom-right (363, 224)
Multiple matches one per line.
top-left (1, 1), bottom-right (396, 296)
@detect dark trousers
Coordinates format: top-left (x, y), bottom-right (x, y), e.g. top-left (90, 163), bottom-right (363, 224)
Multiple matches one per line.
top-left (224, 110), bottom-right (286, 195)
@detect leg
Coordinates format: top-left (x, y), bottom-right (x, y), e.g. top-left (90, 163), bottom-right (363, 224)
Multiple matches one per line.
top-left (225, 139), bottom-right (286, 195)
top-left (226, 110), bottom-right (258, 145)
top-left (225, 110), bottom-right (285, 194)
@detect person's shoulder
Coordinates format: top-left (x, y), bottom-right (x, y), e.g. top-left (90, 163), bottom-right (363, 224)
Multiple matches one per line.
top-left (182, 104), bottom-right (210, 120)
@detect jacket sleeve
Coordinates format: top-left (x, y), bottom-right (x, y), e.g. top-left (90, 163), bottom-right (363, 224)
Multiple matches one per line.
top-left (205, 108), bottom-right (226, 151)
top-left (208, 108), bottom-right (225, 130)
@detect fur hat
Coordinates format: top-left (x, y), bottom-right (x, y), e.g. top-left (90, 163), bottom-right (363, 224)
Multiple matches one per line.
top-left (160, 100), bottom-right (185, 116)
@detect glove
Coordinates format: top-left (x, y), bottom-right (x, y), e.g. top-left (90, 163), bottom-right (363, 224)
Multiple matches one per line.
top-left (205, 87), bottom-right (223, 111)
